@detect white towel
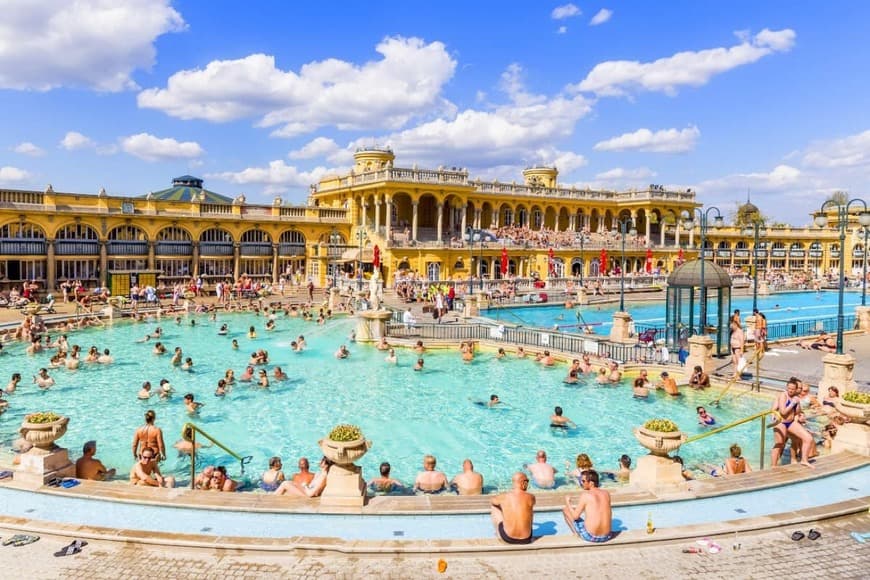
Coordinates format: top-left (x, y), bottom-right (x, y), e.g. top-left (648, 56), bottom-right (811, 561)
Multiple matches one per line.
top-left (540, 333), bottom-right (550, 346)
top-left (660, 346), bottom-right (670, 363)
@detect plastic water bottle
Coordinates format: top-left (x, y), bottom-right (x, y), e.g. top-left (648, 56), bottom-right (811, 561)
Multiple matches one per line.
top-left (646, 512), bottom-right (654, 534)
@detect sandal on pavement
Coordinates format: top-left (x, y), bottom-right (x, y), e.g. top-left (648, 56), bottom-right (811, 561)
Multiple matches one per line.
top-left (790, 531), bottom-right (805, 541)
top-left (807, 529), bottom-right (821, 541)
top-left (54, 539), bottom-right (87, 557)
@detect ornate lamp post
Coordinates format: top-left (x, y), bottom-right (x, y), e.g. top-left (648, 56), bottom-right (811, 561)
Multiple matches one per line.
top-left (328, 228), bottom-right (340, 289)
top-left (681, 207), bottom-right (724, 331)
top-left (615, 217), bottom-right (637, 312)
top-left (861, 226), bottom-right (869, 306)
top-left (355, 227), bottom-right (367, 291)
top-left (814, 198), bottom-right (870, 354)
top-left (742, 220), bottom-right (767, 312)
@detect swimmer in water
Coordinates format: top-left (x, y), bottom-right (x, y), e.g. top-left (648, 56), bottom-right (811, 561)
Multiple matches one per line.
top-left (184, 393), bottom-right (203, 415)
top-left (550, 406), bottom-right (576, 429)
top-left (413, 357), bottom-right (425, 371)
top-left (385, 348), bottom-right (397, 364)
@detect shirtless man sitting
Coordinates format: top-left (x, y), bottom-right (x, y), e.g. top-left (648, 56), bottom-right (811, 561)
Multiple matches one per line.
top-left (368, 461), bottom-right (404, 493)
top-left (413, 454), bottom-right (448, 493)
top-left (130, 447), bottom-right (175, 488)
top-left (689, 365), bottom-right (710, 389)
top-left (451, 459), bottom-right (484, 495)
top-left (490, 472), bottom-right (536, 544)
top-left (770, 377), bottom-right (815, 468)
top-left (291, 457), bottom-right (315, 487)
top-left (525, 450), bottom-right (556, 489)
top-left (563, 469), bottom-right (613, 542)
top-left (657, 372), bottom-right (680, 396)
top-left (607, 361), bottom-right (622, 383)
top-left (75, 440), bottom-right (116, 481)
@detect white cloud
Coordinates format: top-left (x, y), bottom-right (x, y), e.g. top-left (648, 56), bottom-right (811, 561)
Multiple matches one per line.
top-left (207, 160), bottom-right (335, 195)
top-left (700, 164), bottom-right (802, 192)
top-left (120, 133), bottom-right (203, 162)
top-left (13, 142), bottom-right (44, 156)
top-left (595, 167), bottom-right (656, 181)
top-left (590, 9), bottom-right (613, 26)
top-left (557, 26), bottom-right (568, 35)
top-left (0, 166), bottom-right (30, 183)
top-left (60, 131), bottom-right (95, 151)
top-left (802, 129), bottom-right (870, 169)
top-left (138, 37), bottom-right (457, 137)
top-left (289, 137), bottom-right (340, 159)
top-left (537, 148), bottom-right (588, 173)
top-left (573, 28), bottom-right (796, 96)
top-left (551, 4), bottom-right (581, 20)
top-left (0, 0), bottom-right (184, 92)
top-left (594, 126), bottom-right (700, 153)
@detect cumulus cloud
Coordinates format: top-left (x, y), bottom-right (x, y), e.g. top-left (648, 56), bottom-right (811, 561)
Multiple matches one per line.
top-left (120, 133), bottom-right (204, 162)
top-left (0, 0), bottom-right (184, 91)
top-left (700, 164), bottom-right (802, 192)
top-left (13, 142), bottom-right (44, 156)
top-left (288, 137), bottom-right (353, 164)
top-left (551, 4), bottom-right (581, 19)
top-left (573, 28), bottom-right (796, 96)
top-left (138, 37), bottom-right (457, 137)
top-left (207, 161), bottom-right (335, 195)
top-left (594, 126), bottom-right (700, 153)
top-left (595, 167), bottom-right (656, 181)
top-left (590, 9), bottom-right (613, 26)
top-left (60, 131), bottom-right (95, 151)
top-left (802, 129), bottom-right (870, 169)
top-left (0, 166), bottom-right (30, 183)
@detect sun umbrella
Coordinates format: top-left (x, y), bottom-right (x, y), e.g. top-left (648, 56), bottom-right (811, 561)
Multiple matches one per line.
top-left (500, 247), bottom-right (508, 275)
top-left (599, 248), bottom-right (608, 274)
top-left (373, 245), bottom-right (380, 269)
top-left (645, 247), bottom-right (653, 273)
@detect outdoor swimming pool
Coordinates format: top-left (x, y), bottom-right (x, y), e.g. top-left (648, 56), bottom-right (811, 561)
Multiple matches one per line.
top-left (0, 313), bottom-right (771, 489)
top-left (486, 290), bottom-right (861, 334)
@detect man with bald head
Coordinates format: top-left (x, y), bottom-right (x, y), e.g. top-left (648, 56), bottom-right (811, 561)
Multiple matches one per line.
top-left (451, 458), bottom-right (484, 495)
top-left (490, 472), bottom-right (536, 544)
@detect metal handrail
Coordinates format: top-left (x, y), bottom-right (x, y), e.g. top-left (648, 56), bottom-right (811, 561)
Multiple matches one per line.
top-left (682, 410), bottom-right (782, 470)
top-left (182, 422), bottom-right (252, 489)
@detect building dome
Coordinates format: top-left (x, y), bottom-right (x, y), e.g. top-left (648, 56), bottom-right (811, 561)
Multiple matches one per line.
top-left (667, 259), bottom-right (732, 288)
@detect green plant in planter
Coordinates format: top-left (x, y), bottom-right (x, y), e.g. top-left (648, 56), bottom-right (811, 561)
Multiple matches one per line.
top-left (328, 424), bottom-right (362, 442)
top-left (27, 412), bottom-right (62, 424)
top-left (844, 391), bottom-right (870, 405)
top-left (643, 418), bottom-right (679, 433)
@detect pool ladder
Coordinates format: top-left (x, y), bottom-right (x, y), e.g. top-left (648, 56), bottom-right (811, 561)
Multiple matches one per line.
top-left (182, 423), bottom-right (253, 490)
top-left (682, 410), bottom-right (782, 470)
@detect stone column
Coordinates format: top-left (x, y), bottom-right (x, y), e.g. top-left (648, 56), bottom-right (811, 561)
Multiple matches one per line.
top-left (99, 241), bottom-right (108, 287)
top-left (609, 311), bottom-right (633, 343)
top-left (192, 242), bottom-right (200, 278)
top-left (856, 306), bottom-right (870, 331)
top-left (819, 353), bottom-right (857, 393)
top-left (645, 218), bottom-right (652, 246)
top-left (475, 208), bottom-right (482, 231)
top-left (233, 243), bottom-right (241, 281)
top-left (436, 202), bottom-right (444, 242)
top-left (374, 197), bottom-right (381, 236)
top-left (684, 335), bottom-right (714, 375)
top-left (463, 294), bottom-right (480, 317)
top-left (147, 241), bottom-right (156, 271)
top-left (630, 455), bottom-right (686, 492)
top-left (46, 239), bottom-right (56, 291)
top-left (355, 310), bottom-right (393, 342)
top-left (460, 205), bottom-right (468, 236)
top-left (385, 199), bottom-right (393, 241)
top-left (271, 243), bottom-right (280, 284)
top-left (675, 222), bottom-right (682, 248)
top-left (411, 202), bottom-right (419, 242)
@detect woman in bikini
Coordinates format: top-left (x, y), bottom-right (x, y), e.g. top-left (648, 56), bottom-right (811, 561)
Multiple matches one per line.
top-left (724, 443), bottom-right (751, 475)
top-left (132, 410), bottom-right (166, 462)
top-left (770, 378), bottom-right (814, 468)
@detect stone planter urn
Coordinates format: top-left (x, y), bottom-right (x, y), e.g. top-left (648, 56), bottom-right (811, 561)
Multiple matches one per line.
top-left (831, 399), bottom-right (870, 456)
top-left (318, 426), bottom-right (372, 507)
top-left (20, 413), bottom-right (69, 451)
top-left (633, 425), bottom-right (687, 457)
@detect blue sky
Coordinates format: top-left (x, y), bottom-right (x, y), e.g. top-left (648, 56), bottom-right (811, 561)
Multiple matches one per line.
top-left (1, 1), bottom-right (868, 225)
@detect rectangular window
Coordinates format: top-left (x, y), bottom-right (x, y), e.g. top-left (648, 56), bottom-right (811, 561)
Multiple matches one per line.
top-left (199, 258), bottom-right (233, 278)
top-left (57, 259), bottom-right (98, 280)
top-left (156, 259), bottom-right (192, 278)
top-left (108, 259), bottom-right (147, 271)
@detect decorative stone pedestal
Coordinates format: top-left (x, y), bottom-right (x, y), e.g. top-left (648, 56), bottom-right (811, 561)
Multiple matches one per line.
top-left (609, 311), bottom-right (633, 343)
top-left (856, 306), bottom-right (870, 331)
top-left (576, 288), bottom-right (589, 305)
top-left (758, 280), bottom-right (770, 296)
top-left (684, 335), bottom-right (714, 375)
top-left (15, 447), bottom-right (75, 489)
top-left (831, 424), bottom-right (870, 456)
top-left (629, 455), bottom-right (686, 492)
top-left (328, 287), bottom-right (341, 311)
top-left (819, 353), bottom-right (857, 393)
top-left (355, 310), bottom-right (393, 342)
top-left (318, 436), bottom-right (372, 507)
top-left (463, 295), bottom-right (480, 318)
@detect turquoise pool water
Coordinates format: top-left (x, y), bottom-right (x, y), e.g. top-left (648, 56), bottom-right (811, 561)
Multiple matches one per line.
top-left (487, 291), bottom-right (860, 333)
top-left (0, 314), bottom-right (771, 489)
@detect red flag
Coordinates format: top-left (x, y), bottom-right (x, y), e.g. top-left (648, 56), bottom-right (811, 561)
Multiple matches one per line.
top-left (500, 247), bottom-right (508, 275)
top-left (599, 248), bottom-right (608, 274)
top-left (373, 245), bottom-right (380, 269)
top-left (548, 247), bottom-right (555, 276)
top-left (645, 247), bottom-right (653, 273)
top-left (677, 247), bottom-right (684, 264)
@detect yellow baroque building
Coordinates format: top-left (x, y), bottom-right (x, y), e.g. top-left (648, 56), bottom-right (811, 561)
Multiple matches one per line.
top-left (0, 148), bottom-right (867, 295)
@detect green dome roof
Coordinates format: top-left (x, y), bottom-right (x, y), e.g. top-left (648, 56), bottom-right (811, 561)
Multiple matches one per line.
top-left (139, 176), bottom-right (233, 204)
top-left (667, 259), bottom-right (732, 288)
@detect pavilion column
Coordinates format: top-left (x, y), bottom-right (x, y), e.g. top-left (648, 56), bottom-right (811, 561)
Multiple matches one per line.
top-left (412, 202), bottom-right (419, 241)
top-left (569, 214), bottom-right (576, 232)
top-left (460, 205), bottom-right (468, 236)
top-left (436, 202), bottom-right (444, 242)
top-left (660, 224), bottom-right (666, 247)
top-left (374, 197), bottom-right (381, 236)
top-left (271, 243), bottom-right (279, 284)
top-left (233, 243), bottom-right (241, 281)
top-left (147, 241), bottom-right (156, 271)
top-left (689, 227), bottom-right (695, 248)
top-left (99, 241), bottom-right (108, 287)
top-left (675, 222), bottom-right (681, 248)
top-left (475, 208), bottom-right (482, 231)
top-left (361, 202), bottom-right (368, 228)
top-left (45, 239), bottom-right (56, 291)
top-left (645, 217), bottom-right (651, 246)
top-left (385, 199), bottom-right (393, 241)
top-left (192, 242), bottom-right (200, 278)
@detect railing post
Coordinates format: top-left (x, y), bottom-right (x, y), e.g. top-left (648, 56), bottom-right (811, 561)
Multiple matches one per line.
top-left (759, 415), bottom-right (766, 470)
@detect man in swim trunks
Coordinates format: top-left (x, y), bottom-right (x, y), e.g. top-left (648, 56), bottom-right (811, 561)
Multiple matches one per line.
top-left (129, 447), bottom-right (175, 488)
top-left (550, 406), bottom-right (576, 428)
top-left (689, 365), bottom-right (710, 389)
top-left (657, 372), bottom-right (680, 396)
top-left (75, 440), bottom-right (116, 481)
top-left (414, 454), bottom-right (448, 493)
top-left (770, 377), bottom-right (815, 468)
top-left (368, 461), bottom-right (404, 493)
top-left (490, 472), bottom-right (535, 544)
top-left (563, 469), bottom-right (613, 543)
top-left (525, 450), bottom-right (556, 488)
top-left (451, 458), bottom-right (484, 495)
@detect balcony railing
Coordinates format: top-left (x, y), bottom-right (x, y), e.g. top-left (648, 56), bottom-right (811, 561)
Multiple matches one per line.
top-left (240, 243), bottom-right (273, 257)
top-left (0, 239), bottom-right (46, 254)
top-left (278, 243), bottom-right (306, 256)
top-left (199, 242), bottom-right (234, 256)
top-left (107, 241), bottom-right (148, 255)
top-left (156, 241), bottom-right (193, 256)
top-left (54, 240), bottom-right (99, 255)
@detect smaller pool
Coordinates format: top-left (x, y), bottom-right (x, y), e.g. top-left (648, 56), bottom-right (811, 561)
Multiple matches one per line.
top-left (0, 465), bottom-right (866, 540)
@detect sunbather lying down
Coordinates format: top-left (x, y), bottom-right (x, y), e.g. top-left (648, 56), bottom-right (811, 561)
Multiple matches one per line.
top-left (798, 333), bottom-right (835, 352)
